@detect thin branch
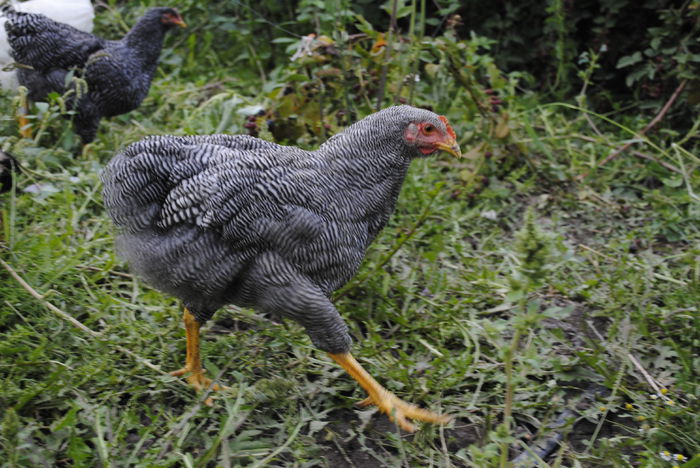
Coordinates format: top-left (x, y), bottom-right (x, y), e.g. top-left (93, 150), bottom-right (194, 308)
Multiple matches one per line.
top-left (578, 244), bottom-right (687, 286)
top-left (631, 150), bottom-right (682, 174)
top-left (75, 263), bottom-right (134, 279)
top-left (1, 258), bottom-right (169, 377)
top-left (515, 133), bottom-right (683, 174)
top-left (585, 320), bottom-right (670, 401)
top-left (1, 258), bottom-right (99, 337)
top-left (579, 79), bottom-right (688, 180)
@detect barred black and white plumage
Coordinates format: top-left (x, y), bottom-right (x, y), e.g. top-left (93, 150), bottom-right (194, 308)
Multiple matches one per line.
top-left (3, 5), bottom-right (184, 143)
top-left (0, 0), bottom-right (95, 90)
top-left (102, 105), bottom-right (461, 355)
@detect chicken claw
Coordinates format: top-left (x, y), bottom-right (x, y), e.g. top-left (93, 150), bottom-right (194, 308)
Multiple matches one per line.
top-left (170, 367), bottom-right (228, 406)
top-left (329, 352), bottom-right (450, 432)
top-left (357, 389), bottom-right (450, 432)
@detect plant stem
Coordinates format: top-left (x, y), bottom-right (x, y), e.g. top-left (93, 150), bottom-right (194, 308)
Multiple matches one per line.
top-left (500, 326), bottom-right (523, 468)
top-left (375, 0), bottom-right (398, 111)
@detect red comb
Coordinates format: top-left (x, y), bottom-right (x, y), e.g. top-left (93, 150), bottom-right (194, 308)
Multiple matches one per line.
top-left (439, 115), bottom-right (456, 140)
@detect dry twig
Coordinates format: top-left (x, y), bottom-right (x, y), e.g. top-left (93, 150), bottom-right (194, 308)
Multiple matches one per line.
top-left (585, 320), bottom-right (670, 401)
top-left (1, 257), bottom-right (169, 377)
top-left (578, 78), bottom-right (688, 180)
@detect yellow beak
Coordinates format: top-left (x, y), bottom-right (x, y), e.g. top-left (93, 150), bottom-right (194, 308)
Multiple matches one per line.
top-left (436, 140), bottom-right (462, 158)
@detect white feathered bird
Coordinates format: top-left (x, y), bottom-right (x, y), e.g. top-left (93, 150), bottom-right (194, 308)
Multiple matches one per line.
top-left (0, 0), bottom-right (94, 89)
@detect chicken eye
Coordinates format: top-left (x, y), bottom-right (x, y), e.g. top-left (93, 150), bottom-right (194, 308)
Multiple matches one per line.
top-left (423, 124), bottom-right (435, 134)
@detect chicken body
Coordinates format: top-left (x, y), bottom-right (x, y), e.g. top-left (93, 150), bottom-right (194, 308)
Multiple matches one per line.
top-left (102, 105), bottom-right (460, 430)
top-left (3, 6), bottom-right (184, 143)
top-left (104, 131), bottom-right (405, 352)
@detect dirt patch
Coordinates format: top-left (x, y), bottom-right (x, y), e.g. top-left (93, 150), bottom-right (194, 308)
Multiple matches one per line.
top-left (315, 408), bottom-right (480, 467)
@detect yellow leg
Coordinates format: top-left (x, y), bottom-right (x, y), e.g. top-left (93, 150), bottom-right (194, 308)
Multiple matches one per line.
top-left (170, 308), bottom-right (228, 405)
top-left (17, 92), bottom-right (32, 139)
top-left (329, 352), bottom-right (450, 432)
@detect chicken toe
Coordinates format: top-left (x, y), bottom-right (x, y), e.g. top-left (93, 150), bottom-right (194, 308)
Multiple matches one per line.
top-left (329, 352), bottom-right (450, 432)
top-left (170, 367), bottom-right (228, 406)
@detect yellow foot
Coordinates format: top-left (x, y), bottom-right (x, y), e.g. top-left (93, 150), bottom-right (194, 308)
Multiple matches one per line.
top-left (329, 352), bottom-right (450, 432)
top-left (357, 390), bottom-right (451, 432)
top-left (18, 115), bottom-right (32, 139)
top-left (170, 367), bottom-right (229, 406)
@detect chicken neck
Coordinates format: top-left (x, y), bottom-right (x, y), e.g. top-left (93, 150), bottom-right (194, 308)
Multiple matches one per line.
top-left (317, 137), bottom-right (413, 239)
top-left (122, 16), bottom-right (170, 68)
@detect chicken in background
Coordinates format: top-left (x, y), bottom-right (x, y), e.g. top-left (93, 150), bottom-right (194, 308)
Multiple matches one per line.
top-left (0, 0), bottom-right (95, 89)
top-left (2, 5), bottom-right (185, 143)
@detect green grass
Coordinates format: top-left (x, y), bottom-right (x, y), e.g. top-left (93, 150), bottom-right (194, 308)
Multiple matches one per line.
top-left (1, 4), bottom-right (699, 467)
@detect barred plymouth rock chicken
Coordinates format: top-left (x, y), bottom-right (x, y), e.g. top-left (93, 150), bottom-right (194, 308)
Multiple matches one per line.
top-left (102, 105), bottom-right (461, 431)
top-left (3, 6), bottom-right (185, 143)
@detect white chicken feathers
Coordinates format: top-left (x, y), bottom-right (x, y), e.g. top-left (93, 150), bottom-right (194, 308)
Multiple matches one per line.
top-left (0, 0), bottom-right (94, 89)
